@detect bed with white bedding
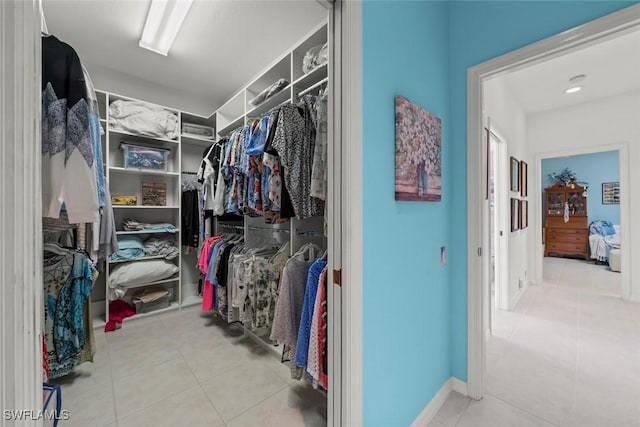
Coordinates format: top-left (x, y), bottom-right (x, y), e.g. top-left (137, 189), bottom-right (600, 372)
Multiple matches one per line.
top-left (589, 221), bottom-right (620, 263)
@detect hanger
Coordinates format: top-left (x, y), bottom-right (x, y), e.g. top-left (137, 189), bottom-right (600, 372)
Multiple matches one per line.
top-left (293, 243), bottom-right (322, 261)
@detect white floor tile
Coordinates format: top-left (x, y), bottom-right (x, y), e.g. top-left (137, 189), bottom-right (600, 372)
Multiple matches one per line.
top-left (117, 385), bottom-right (224, 427)
top-left (200, 360), bottom-right (289, 422)
top-left (457, 394), bottom-right (555, 427)
top-left (113, 357), bottom-right (198, 419)
top-left (225, 383), bottom-right (326, 427)
top-left (487, 257), bottom-right (640, 427)
top-left (434, 391), bottom-right (469, 426)
top-left (60, 380), bottom-right (116, 427)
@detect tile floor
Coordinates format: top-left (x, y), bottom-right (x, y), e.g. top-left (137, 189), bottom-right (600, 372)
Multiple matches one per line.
top-left (433, 257), bottom-right (640, 427)
top-left (52, 306), bottom-right (327, 427)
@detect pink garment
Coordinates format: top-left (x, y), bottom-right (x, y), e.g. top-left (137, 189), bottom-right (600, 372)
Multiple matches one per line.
top-left (198, 237), bottom-right (220, 273)
top-left (202, 279), bottom-right (214, 311)
top-left (105, 299), bottom-right (136, 332)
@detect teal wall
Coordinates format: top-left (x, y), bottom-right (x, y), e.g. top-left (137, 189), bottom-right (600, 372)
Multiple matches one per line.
top-left (362, 1), bottom-right (451, 425)
top-left (542, 150), bottom-right (621, 225)
top-left (361, 1), bottom-right (638, 424)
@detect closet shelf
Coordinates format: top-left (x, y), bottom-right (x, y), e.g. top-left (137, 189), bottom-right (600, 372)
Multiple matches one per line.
top-left (109, 166), bottom-right (180, 177)
top-left (246, 86), bottom-right (291, 119)
top-left (115, 229), bottom-right (177, 235)
top-left (122, 302), bottom-right (180, 322)
top-left (181, 134), bottom-right (216, 146)
top-left (292, 63), bottom-right (328, 91)
top-left (109, 129), bottom-right (179, 146)
top-left (111, 205), bottom-right (179, 209)
top-left (118, 276), bottom-right (180, 291)
top-left (217, 114), bottom-right (245, 137)
top-left (108, 255), bottom-right (170, 264)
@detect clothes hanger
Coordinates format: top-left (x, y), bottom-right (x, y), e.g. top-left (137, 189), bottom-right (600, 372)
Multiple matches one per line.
top-left (293, 243), bottom-right (322, 261)
top-left (43, 242), bottom-right (69, 256)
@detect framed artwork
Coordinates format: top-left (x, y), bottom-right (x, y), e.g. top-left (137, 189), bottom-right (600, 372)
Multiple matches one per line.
top-left (511, 198), bottom-right (519, 232)
top-left (602, 182), bottom-right (620, 204)
top-left (394, 96), bottom-right (442, 201)
top-left (141, 182), bottom-right (167, 206)
top-left (519, 199), bottom-right (528, 229)
top-left (519, 160), bottom-right (528, 197)
top-left (510, 157), bottom-right (519, 192)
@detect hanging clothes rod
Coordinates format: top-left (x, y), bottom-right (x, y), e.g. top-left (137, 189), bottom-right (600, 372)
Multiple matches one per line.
top-left (247, 226), bottom-right (290, 233)
top-left (298, 77), bottom-right (328, 98)
top-left (296, 230), bottom-right (326, 237)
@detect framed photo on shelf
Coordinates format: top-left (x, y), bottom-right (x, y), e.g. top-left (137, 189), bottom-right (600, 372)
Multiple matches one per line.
top-left (141, 182), bottom-right (167, 206)
top-left (602, 182), bottom-right (620, 205)
top-left (510, 157), bottom-right (519, 192)
top-left (519, 160), bottom-right (528, 197)
top-left (511, 198), bottom-right (519, 232)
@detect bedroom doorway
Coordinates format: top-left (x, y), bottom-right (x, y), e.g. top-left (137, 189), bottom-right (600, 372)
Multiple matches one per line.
top-left (540, 148), bottom-right (623, 297)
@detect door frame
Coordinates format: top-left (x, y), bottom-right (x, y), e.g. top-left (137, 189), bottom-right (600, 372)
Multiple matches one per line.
top-left (533, 144), bottom-right (629, 297)
top-left (466, 3), bottom-right (640, 400)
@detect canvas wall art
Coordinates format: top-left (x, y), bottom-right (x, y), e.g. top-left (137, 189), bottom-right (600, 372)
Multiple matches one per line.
top-left (394, 96), bottom-right (442, 201)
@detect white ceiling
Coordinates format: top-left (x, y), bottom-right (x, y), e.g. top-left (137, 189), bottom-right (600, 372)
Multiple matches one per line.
top-left (495, 29), bottom-right (640, 114)
top-left (43, 0), bottom-right (327, 116)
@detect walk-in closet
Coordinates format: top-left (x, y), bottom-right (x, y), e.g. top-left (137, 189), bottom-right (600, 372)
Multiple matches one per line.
top-left (40, 1), bottom-right (339, 425)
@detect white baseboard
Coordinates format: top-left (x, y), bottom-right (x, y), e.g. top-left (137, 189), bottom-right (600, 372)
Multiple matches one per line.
top-left (451, 377), bottom-right (468, 396)
top-left (509, 279), bottom-right (531, 309)
top-left (411, 377), bottom-right (469, 426)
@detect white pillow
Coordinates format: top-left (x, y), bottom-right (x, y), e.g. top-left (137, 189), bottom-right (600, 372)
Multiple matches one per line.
top-left (108, 260), bottom-right (178, 288)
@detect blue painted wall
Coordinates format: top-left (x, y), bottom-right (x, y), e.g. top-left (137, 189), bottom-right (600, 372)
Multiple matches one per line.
top-left (447, 1), bottom-right (637, 383)
top-left (361, 1), bottom-right (638, 423)
top-left (542, 151), bottom-right (620, 225)
top-left (362, 2), bottom-right (451, 425)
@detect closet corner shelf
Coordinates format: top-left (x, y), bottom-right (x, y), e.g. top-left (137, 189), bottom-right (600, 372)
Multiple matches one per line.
top-left (246, 86), bottom-right (291, 119)
top-left (92, 316), bottom-right (106, 330)
top-left (218, 114), bottom-right (245, 137)
top-left (292, 63), bottom-right (328, 89)
top-left (181, 134), bottom-right (216, 146)
top-left (115, 229), bottom-right (178, 235)
top-left (109, 166), bottom-right (180, 177)
top-left (108, 128), bottom-right (179, 146)
top-left (122, 302), bottom-right (180, 322)
top-left (108, 255), bottom-right (169, 264)
top-left (181, 295), bottom-right (202, 308)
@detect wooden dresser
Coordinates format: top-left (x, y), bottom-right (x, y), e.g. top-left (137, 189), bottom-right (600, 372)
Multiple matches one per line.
top-left (544, 182), bottom-right (589, 260)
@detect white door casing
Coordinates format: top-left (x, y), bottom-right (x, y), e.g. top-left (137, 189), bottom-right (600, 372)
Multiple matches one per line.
top-left (0, 1), bottom-right (43, 425)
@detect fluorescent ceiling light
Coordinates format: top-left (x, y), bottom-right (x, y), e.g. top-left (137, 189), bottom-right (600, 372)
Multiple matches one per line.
top-left (139, 0), bottom-right (194, 56)
top-left (565, 86), bottom-right (582, 94)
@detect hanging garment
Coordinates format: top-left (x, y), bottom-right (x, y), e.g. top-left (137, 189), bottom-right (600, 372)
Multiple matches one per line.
top-left (293, 259), bottom-right (327, 370)
top-left (271, 104), bottom-right (323, 219)
top-left (307, 266), bottom-right (328, 389)
top-left (42, 35), bottom-right (99, 224)
top-left (182, 189), bottom-right (200, 247)
top-left (310, 93), bottom-right (328, 201)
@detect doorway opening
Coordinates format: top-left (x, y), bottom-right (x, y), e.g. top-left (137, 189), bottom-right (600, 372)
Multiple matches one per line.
top-left (467, 4), bottom-right (640, 425)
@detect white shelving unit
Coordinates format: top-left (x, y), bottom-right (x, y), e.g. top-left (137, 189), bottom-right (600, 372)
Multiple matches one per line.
top-left (90, 20), bottom-right (328, 328)
top-left (214, 22), bottom-right (328, 139)
top-left (91, 90), bottom-right (216, 327)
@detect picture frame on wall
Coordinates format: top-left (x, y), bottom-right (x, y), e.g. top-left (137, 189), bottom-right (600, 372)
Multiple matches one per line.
top-left (511, 198), bottom-right (519, 232)
top-left (519, 199), bottom-right (528, 229)
top-left (602, 182), bottom-right (620, 205)
top-left (510, 157), bottom-right (519, 192)
top-left (394, 96), bottom-right (442, 201)
top-left (520, 160), bottom-right (528, 197)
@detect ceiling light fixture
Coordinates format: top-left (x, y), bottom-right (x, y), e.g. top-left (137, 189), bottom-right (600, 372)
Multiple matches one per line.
top-left (139, 0), bottom-right (194, 56)
top-left (565, 86), bottom-right (582, 94)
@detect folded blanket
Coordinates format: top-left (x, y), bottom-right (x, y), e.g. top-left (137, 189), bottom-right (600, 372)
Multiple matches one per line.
top-left (123, 219), bottom-right (176, 233)
top-left (109, 235), bottom-right (145, 261)
top-left (589, 220), bottom-right (615, 236)
top-left (144, 237), bottom-right (179, 259)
